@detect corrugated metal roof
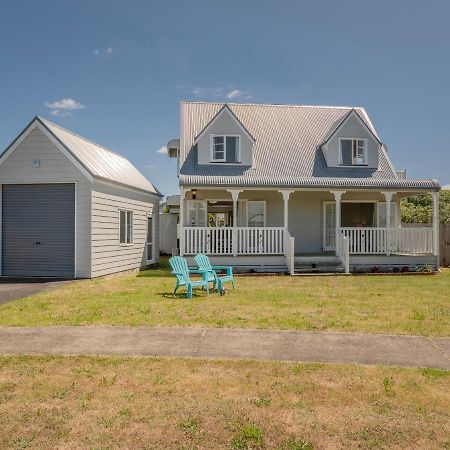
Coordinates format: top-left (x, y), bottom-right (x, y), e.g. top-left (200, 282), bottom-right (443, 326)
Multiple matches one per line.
top-left (39, 117), bottom-right (161, 195)
top-left (179, 102), bottom-right (439, 190)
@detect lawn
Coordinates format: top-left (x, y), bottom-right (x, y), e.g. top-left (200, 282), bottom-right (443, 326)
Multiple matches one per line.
top-left (0, 356), bottom-right (448, 449)
top-left (0, 260), bottom-right (448, 336)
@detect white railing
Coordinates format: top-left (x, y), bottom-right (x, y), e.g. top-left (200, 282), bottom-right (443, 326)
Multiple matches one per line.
top-left (236, 227), bottom-right (284, 255)
top-left (336, 230), bottom-right (350, 273)
top-left (183, 227), bottom-right (233, 255)
top-left (340, 227), bottom-right (433, 255)
top-left (284, 229), bottom-right (295, 275)
top-left (390, 227), bottom-right (433, 254)
top-left (183, 227), bottom-right (285, 255)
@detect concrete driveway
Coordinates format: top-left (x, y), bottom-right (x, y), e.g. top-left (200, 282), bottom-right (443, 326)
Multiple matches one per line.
top-left (0, 281), bottom-right (69, 305)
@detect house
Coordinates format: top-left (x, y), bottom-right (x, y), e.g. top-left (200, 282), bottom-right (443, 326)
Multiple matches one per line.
top-left (0, 116), bottom-right (161, 279)
top-left (168, 101), bottom-right (440, 273)
top-left (160, 194), bottom-right (180, 254)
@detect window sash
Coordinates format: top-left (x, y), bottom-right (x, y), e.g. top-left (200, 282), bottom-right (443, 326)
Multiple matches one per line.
top-left (211, 135), bottom-right (240, 163)
top-left (247, 201), bottom-right (266, 227)
top-left (340, 139), bottom-right (367, 165)
top-left (120, 210), bottom-right (133, 244)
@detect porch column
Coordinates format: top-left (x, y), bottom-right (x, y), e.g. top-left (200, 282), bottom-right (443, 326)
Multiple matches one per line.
top-left (331, 191), bottom-right (345, 256)
top-left (278, 190), bottom-right (294, 230)
top-left (382, 191), bottom-right (395, 256)
top-left (227, 189), bottom-right (242, 256)
top-left (431, 191), bottom-right (440, 258)
top-left (179, 187), bottom-right (187, 256)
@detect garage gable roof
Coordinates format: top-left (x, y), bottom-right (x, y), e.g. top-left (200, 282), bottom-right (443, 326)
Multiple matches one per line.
top-left (0, 117), bottom-right (162, 196)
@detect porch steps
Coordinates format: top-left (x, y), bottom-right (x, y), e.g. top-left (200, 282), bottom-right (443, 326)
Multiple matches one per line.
top-left (293, 255), bottom-right (344, 274)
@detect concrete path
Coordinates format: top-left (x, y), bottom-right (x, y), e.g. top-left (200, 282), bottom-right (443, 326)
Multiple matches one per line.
top-left (0, 326), bottom-right (449, 369)
top-left (0, 281), bottom-right (69, 305)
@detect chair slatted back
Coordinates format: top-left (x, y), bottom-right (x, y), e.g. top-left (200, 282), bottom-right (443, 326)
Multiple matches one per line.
top-left (194, 254), bottom-right (212, 272)
top-left (169, 256), bottom-right (190, 284)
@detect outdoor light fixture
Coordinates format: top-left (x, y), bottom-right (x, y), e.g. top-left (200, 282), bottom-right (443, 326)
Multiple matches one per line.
top-left (192, 189), bottom-right (197, 199)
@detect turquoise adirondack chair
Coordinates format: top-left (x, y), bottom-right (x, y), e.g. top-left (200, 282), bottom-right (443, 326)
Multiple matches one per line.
top-left (194, 254), bottom-right (234, 294)
top-left (169, 256), bottom-right (210, 299)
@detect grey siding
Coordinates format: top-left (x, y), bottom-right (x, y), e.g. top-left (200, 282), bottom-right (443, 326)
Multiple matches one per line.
top-left (196, 108), bottom-right (253, 166)
top-left (2, 184), bottom-right (75, 277)
top-left (324, 113), bottom-right (380, 169)
top-left (0, 127), bottom-right (92, 277)
top-left (91, 182), bottom-right (159, 278)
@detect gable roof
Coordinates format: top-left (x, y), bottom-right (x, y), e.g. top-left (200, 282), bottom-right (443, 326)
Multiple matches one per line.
top-left (320, 108), bottom-right (382, 147)
top-left (194, 104), bottom-right (256, 143)
top-left (1, 117), bottom-right (162, 196)
top-left (179, 102), bottom-right (439, 190)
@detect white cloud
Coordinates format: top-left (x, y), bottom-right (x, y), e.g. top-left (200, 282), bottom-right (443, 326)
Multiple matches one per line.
top-left (178, 84), bottom-right (252, 101)
top-left (93, 47), bottom-right (113, 57)
top-left (156, 146), bottom-right (168, 154)
top-left (50, 109), bottom-right (71, 117)
top-left (45, 98), bottom-right (85, 110)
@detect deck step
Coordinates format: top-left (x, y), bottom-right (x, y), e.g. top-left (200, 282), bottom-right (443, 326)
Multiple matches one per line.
top-left (294, 255), bottom-right (339, 264)
top-left (294, 265), bottom-right (345, 274)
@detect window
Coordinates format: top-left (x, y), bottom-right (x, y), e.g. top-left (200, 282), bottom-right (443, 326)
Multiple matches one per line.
top-left (378, 202), bottom-right (398, 227)
top-left (119, 210), bottom-right (133, 244)
top-left (247, 201), bottom-right (266, 227)
top-left (186, 200), bottom-right (207, 227)
top-left (211, 135), bottom-right (240, 163)
top-left (340, 139), bottom-right (367, 165)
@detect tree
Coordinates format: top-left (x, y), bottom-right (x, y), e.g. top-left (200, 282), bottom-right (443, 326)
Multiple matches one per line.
top-left (401, 190), bottom-right (450, 224)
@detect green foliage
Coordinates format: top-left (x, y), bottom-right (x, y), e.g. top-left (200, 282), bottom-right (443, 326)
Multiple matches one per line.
top-left (231, 422), bottom-right (263, 449)
top-left (401, 190), bottom-right (450, 224)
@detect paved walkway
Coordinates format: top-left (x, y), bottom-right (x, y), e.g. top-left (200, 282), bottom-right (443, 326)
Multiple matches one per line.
top-left (0, 281), bottom-right (69, 305)
top-left (0, 326), bottom-right (449, 369)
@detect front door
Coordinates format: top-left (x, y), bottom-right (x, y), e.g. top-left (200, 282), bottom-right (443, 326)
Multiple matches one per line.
top-left (323, 202), bottom-right (336, 251)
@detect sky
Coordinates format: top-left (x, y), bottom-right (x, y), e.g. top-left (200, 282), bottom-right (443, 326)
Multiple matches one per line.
top-left (1, 0), bottom-right (449, 196)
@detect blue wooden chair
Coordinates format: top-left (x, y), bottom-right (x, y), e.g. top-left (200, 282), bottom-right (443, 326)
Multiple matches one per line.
top-left (194, 254), bottom-right (235, 294)
top-left (169, 256), bottom-right (210, 299)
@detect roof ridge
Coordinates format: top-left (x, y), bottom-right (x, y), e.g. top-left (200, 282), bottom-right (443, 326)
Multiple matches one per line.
top-left (181, 101), bottom-right (366, 110)
top-left (37, 116), bottom-right (130, 160)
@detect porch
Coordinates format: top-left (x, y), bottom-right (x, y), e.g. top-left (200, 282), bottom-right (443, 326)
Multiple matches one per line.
top-left (179, 188), bottom-right (440, 274)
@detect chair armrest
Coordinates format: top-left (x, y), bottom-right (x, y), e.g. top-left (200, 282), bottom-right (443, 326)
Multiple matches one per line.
top-left (211, 265), bottom-right (233, 276)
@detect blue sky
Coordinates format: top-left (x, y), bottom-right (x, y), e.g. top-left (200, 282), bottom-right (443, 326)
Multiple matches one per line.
top-left (1, 0), bottom-right (449, 195)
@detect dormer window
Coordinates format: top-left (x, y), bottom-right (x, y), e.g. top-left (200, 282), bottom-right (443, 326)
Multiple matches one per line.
top-left (211, 135), bottom-right (240, 163)
top-left (339, 138), bottom-right (367, 166)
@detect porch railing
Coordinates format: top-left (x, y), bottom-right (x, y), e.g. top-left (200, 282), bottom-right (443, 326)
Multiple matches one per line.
top-left (182, 227), bottom-right (285, 255)
top-left (340, 227), bottom-right (433, 255)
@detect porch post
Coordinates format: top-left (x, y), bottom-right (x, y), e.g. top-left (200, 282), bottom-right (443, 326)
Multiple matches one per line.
top-left (227, 189), bottom-right (242, 256)
top-left (331, 191), bottom-right (345, 256)
top-left (179, 187), bottom-right (187, 256)
top-left (382, 191), bottom-right (394, 256)
top-left (279, 190), bottom-right (294, 230)
top-left (431, 191), bottom-right (440, 258)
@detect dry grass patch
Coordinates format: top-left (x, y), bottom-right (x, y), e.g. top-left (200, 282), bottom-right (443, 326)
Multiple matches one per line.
top-left (0, 356), bottom-right (449, 449)
top-left (0, 261), bottom-right (448, 336)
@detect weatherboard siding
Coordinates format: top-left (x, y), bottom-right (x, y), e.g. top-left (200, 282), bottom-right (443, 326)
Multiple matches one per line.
top-left (91, 182), bottom-right (159, 278)
top-left (0, 127), bottom-right (92, 278)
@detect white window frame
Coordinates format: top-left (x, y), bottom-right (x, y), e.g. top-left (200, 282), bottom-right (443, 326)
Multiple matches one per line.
top-left (146, 213), bottom-right (155, 263)
top-left (119, 209), bottom-right (133, 246)
top-left (247, 201), bottom-right (266, 227)
top-left (186, 200), bottom-right (207, 227)
top-left (210, 134), bottom-right (241, 163)
top-left (339, 138), bottom-right (368, 166)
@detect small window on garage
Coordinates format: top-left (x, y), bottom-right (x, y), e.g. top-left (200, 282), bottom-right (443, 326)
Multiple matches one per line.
top-left (119, 210), bottom-right (133, 244)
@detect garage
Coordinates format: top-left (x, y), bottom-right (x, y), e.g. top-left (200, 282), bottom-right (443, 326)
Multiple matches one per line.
top-left (1, 183), bottom-right (75, 278)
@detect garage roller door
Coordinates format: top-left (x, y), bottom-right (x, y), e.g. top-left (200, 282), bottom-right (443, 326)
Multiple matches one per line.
top-left (2, 184), bottom-right (75, 277)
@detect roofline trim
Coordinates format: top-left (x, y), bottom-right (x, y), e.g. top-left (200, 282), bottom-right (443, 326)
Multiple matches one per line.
top-left (193, 104), bottom-right (256, 144)
top-left (94, 177), bottom-right (164, 197)
top-left (0, 117), bottom-right (94, 183)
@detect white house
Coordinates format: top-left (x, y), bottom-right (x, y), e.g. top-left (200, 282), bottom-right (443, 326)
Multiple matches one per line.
top-left (0, 116), bottom-right (162, 279)
top-left (168, 101), bottom-right (440, 273)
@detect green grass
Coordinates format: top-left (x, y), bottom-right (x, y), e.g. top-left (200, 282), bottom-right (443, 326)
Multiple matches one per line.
top-left (0, 259), bottom-right (448, 336)
top-left (0, 356), bottom-right (448, 449)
